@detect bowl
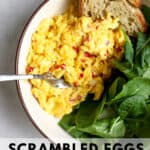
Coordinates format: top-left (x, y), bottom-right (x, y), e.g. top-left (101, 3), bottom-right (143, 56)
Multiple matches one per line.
top-left (16, 0), bottom-right (72, 140)
top-left (15, 0), bottom-right (150, 140)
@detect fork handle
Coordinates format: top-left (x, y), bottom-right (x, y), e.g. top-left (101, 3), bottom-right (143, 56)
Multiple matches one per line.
top-left (0, 74), bottom-right (35, 82)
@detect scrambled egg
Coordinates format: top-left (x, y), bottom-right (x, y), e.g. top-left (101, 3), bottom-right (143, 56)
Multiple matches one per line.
top-left (26, 6), bottom-right (125, 117)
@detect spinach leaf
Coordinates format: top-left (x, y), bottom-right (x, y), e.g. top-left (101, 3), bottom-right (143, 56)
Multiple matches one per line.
top-left (99, 107), bottom-right (116, 120)
top-left (135, 32), bottom-right (150, 68)
top-left (146, 103), bottom-right (150, 114)
top-left (125, 119), bottom-right (141, 137)
top-left (135, 103), bottom-right (150, 137)
top-left (114, 31), bottom-right (150, 80)
top-left (108, 77), bottom-right (126, 99)
top-left (125, 116), bottom-right (150, 138)
top-left (109, 77), bottom-right (150, 104)
top-left (143, 68), bottom-right (150, 78)
top-left (75, 94), bottom-right (106, 128)
top-left (59, 111), bottom-right (76, 130)
top-left (122, 29), bottom-right (134, 65)
top-left (136, 122), bottom-right (150, 138)
top-left (58, 111), bottom-right (89, 138)
top-left (135, 32), bottom-right (147, 57)
top-left (77, 117), bottom-right (126, 138)
top-left (67, 126), bottom-right (89, 138)
top-left (118, 95), bottom-right (147, 119)
top-left (113, 61), bottom-right (136, 79)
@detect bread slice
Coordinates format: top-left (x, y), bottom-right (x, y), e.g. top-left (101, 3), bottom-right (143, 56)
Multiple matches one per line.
top-left (78, 0), bottom-right (147, 36)
top-left (78, 0), bottom-right (109, 18)
top-left (106, 0), bottom-right (147, 35)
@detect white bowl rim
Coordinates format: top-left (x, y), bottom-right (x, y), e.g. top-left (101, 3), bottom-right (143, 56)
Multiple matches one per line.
top-left (15, 0), bottom-right (50, 139)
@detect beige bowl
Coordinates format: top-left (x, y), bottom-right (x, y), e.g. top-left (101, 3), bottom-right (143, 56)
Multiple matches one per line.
top-left (16, 0), bottom-right (150, 140)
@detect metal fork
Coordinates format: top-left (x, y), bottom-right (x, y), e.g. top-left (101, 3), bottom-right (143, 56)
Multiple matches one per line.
top-left (0, 72), bottom-right (70, 89)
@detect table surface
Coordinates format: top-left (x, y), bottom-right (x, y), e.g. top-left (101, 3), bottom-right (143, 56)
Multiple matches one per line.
top-left (0, 0), bottom-right (44, 138)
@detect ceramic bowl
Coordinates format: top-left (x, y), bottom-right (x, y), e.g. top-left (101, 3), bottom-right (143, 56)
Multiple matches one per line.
top-left (15, 0), bottom-right (150, 140)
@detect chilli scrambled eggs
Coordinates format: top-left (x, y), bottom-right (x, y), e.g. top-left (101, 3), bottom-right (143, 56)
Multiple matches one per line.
top-left (26, 6), bottom-right (125, 117)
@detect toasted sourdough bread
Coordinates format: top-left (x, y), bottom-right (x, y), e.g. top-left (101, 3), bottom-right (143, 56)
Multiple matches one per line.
top-left (78, 0), bottom-right (147, 36)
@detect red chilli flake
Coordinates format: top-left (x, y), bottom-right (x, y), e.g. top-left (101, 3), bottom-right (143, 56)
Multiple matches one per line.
top-left (61, 64), bottom-right (66, 69)
top-left (69, 95), bottom-right (82, 102)
top-left (49, 67), bottom-right (53, 72)
top-left (58, 45), bottom-right (62, 49)
top-left (116, 47), bottom-right (122, 53)
top-left (79, 73), bottom-right (84, 79)
top-left (92, 72), bottom-right (97, 78)
top-left (73, 81), bottom-right (79, 87)
top-left (55, 64), bottom-right (66, 70)
top-left (101, 60), bottom-right (105, 64)
top-left (73, 46), bottom-right (80, 53)
top-left (27, 66), bottom-right (34, 73)
top-left (99, 18), bottom-right (104, 22)
top-left (84, 51), bottom-right (96, 58)
top-left (100, 73), bottom-right (104, 77)
top-left (77, 95), bottom-right (82, 100)
top-left (81, 59), bottom-right (86, 62)
top-left (104, 50), bottom-right (109, 57)
top-left (84, 34), bottom-right (90, 42)
top-left (70, 21), bottom-right (76, 27)
top-left (96, 25), bottom-right (99, 29)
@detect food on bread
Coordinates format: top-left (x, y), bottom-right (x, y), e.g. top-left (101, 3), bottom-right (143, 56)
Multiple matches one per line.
top-left (78, 0), bottom-right (147, 36)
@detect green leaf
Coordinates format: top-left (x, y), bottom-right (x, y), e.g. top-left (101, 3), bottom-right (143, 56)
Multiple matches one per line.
top-left (108, 77), bottom-right (126, 99)
top-left (77, 117), bottom-right (126, 138)
top-left (122, 29), bottom-right (134, 65)
top-left (58, 111), bottom-right (76, 131)
top-left (136, 32), bottom-right (147, 55)
top-left (146, 103), bottom-right (150, 114)
top-left (141, 46), bottom-right (150, 68)
top-left (113, 61), bottom-right (136, 79)
top-left (135, 103), bottom-right (150, 137)
top-left (109, 77), bottom-right (150, 104)
top-left (125, 119), bottom-right (141, 137)
top-left (114, 32), bottom-right (150, 79)
top-left (58, 111), bottom-right (89, 138)
top-left (125, 116), bottom-right (150, 138)
top-left (75, 94), bottom-right (106, 128)
top-left (143, 67), bottom-right (150, 78)
top-left (99, 107), bottom-right (116, 120)
top-left (67, 126), bottom-right (89, 138)
top-left (136, 122), bottom-right (150, 138)
top-left (135, 32), bottom-right (150, 68)
top-left (118, 95), bottom-right (147, 119)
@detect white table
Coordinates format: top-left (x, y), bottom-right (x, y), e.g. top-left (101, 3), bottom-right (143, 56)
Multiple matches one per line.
top-left (0, 0), bottom-right (44, 138)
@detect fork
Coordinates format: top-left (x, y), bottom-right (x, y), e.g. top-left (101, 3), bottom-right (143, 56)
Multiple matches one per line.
top-left (0, 72), bottom-right (70, 89)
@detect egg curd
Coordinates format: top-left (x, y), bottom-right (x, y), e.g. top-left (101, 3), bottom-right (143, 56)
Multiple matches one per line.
top-left (26, 6), bottom-right (125, 117)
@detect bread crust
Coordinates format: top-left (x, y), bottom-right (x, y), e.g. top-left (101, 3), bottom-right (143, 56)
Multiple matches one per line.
top-left (124, 0), bottom-right (147, 34)
top-left (127, 0), bottom-right (142, 8)
top-left (136, 9), bottom-right (147, 32)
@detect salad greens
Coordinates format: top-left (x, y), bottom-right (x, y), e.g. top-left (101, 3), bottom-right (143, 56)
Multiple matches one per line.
top-left (59, 5), bottom-right (150, 138)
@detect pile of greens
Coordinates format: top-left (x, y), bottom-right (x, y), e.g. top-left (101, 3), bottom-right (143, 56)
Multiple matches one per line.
top-left (58, 5), bottom-right (150, 138)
